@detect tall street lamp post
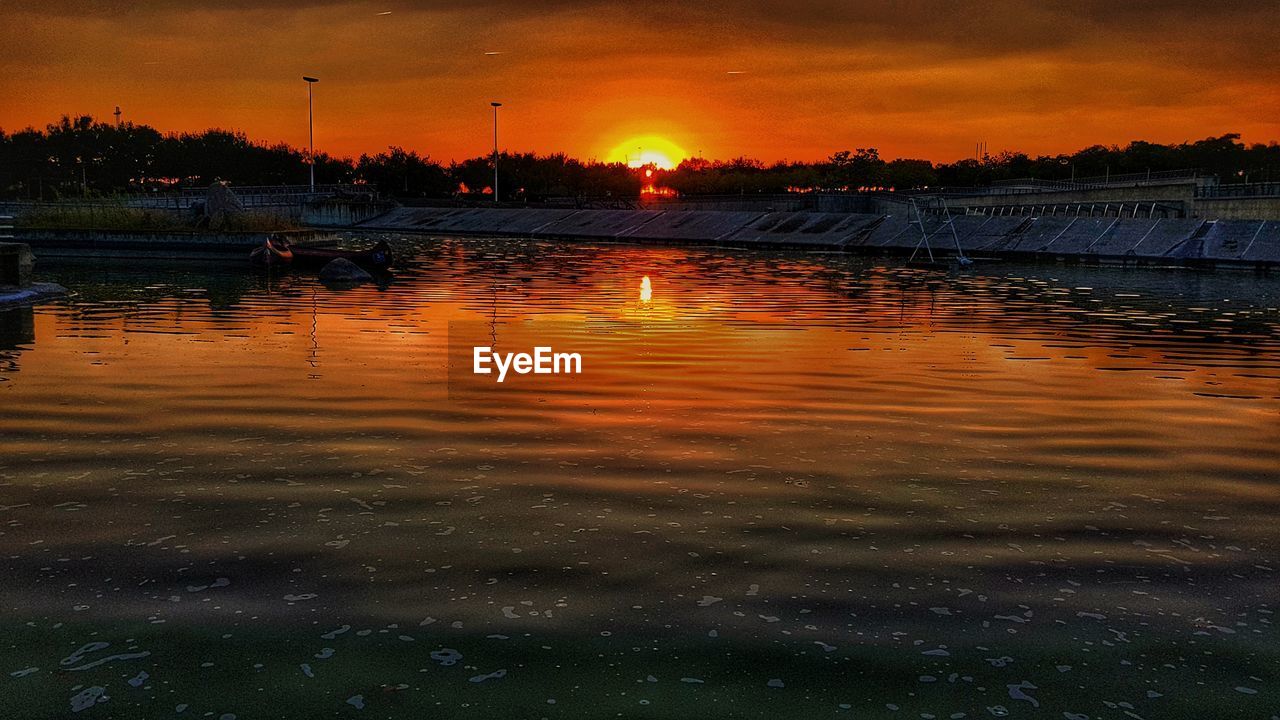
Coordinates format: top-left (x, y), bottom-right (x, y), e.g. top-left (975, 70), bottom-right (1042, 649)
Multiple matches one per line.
top-left (304, 76), bottom-right (320, 192)
top-left (491, 102), bottom-right (502, 205)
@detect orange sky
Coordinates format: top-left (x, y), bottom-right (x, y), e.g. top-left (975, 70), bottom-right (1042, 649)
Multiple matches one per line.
top-left (2, 1), bottom-right (1278, 164)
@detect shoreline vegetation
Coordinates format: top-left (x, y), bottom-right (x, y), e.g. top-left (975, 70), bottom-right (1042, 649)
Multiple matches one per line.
top-left (15, 203), bottom-right (298, 233)
top-left (1, 115), bottom-right (1277, 203)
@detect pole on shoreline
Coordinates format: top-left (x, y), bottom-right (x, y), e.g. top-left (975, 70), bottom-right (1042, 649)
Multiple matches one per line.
top-left (491, 102), bottom-right (502, 205)
top-left (304, 76), bottom-right (320, 192)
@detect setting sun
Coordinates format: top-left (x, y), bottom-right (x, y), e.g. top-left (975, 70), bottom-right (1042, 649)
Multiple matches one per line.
top-left (605, 135), bottom-right (688, 170)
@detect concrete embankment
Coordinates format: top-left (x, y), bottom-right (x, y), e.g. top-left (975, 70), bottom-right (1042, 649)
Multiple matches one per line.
top-left (354, 207), bottom-right (1280, 268)
top-left (13, 228), bottom-right (333, 260)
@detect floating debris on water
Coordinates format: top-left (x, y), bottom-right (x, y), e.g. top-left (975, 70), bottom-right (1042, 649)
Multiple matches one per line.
top-left (430, 649), bottom-right (462, 666)
top-left (186, 577), bottom-right (230, 593)
top-left (69, 686), bottom-right (107, 713)
top-left (320, 625), bottom-right (350, 640)
top-left (66, 651), bottom-right (151, 672)
top-left (1007, 681), bottom-right (1039, 707)
top-left (61, 642), bottom-right (109, 666)
top-left (468, 669), bottom-right (507, 683)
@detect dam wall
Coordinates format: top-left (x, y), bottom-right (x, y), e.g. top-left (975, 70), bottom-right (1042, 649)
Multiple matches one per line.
top-left (1193, 196), bottom-right (1280, 221)
top-left (302, 199), bottom-right (399, 227)
top-left (353, 207), bottom-right (1280, 267)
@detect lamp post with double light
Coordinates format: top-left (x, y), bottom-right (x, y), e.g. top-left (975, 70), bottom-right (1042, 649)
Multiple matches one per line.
top-left (304, 76), bottom-right (319, 192)
top-left (491, 101), bottom-right (502, 204)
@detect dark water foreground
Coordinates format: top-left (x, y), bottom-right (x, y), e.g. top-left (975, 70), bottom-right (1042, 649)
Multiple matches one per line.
top-left (1, 234), bottom-right (1278, 719)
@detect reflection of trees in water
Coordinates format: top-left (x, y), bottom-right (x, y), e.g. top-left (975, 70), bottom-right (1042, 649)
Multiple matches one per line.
top-left (817, 261), bottom-right (1280, 353)
top-left (37, 258), bottom-right (263, 313)
top-left (24, 235), bottom-right (1280, 372)
top-left (0, 306), bottom-right (34, 377)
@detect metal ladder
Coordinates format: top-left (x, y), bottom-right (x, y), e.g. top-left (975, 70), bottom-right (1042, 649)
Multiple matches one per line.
top-left (907, 196), bottom-right (970, 265)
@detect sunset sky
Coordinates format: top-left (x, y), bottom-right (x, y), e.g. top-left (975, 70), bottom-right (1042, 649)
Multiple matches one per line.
top-left (2, 1), bottom-right (1278, 165)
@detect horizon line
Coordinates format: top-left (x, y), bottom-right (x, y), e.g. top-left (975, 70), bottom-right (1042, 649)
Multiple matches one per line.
top-left (4, 113), bottom-right (1278, 169)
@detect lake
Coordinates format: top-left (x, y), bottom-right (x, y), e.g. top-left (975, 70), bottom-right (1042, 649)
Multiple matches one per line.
top-left (1, 233), bottom-right (1277, 718)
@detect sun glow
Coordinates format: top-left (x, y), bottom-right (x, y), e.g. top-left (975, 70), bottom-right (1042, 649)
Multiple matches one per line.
top-left (606, 136), bottom-right (687, 170)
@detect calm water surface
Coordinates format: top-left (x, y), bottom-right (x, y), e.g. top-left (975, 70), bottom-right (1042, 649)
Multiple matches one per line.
top-left (2, 234), bottom-right (1278, 719)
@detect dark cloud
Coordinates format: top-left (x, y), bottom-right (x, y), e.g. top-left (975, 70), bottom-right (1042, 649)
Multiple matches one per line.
top-left (1, 0), bottom-right (1276, 161)
top-left (9, 0), bottom-right (1279, 68)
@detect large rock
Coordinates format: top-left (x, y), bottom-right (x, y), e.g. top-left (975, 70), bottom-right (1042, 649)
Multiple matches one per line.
top-left (318, 257), bottom-right (373, 284)
top-left (202, 181), bottom-right (245, 230)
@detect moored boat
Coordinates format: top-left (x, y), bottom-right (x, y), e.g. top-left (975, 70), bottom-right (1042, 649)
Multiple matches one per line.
top-left (250, 236), bottom-right (393, 271)
top-left (289, 239), bottom-right (393, 270)
top-left (249, 235), bottom-right (293, 266)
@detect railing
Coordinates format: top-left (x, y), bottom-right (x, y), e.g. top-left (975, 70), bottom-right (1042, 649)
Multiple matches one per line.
top-left (895, 185), bottom-right (1103, 198)
top-left (645, 193), bottom-right (876, 212)
top-left (646, 193), bottom-right (815, 209)
top-left (963, 200), bottom-right (1185, 219)
top-left (993, 169), bottom-right (1200, 189)
top-left (128, 184), bottom-right (371, 207)
top-left (169, 183), bottom-right (362, 197)
top-left (1195, 182), bottom-right (1280, 199)
top-left (0, 184), bottom-right (374, 213)
top-left (1071, 168), bottom-right (1199, 185)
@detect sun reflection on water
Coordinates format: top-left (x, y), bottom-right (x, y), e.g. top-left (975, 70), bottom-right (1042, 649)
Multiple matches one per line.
top-left (1, 237), bottom-right (1279, 718)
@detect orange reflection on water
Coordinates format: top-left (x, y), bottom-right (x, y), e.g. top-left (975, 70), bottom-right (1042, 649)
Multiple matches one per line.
top-left (2, 239), bottom-right (1280, 719)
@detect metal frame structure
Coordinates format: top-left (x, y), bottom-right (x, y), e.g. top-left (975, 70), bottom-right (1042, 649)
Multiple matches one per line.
top-left (907, 196), bottom-right (969, 264)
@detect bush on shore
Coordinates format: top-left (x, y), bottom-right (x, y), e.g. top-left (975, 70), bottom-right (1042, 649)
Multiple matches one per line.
top-left (16, 204), bottom-right (298, 232)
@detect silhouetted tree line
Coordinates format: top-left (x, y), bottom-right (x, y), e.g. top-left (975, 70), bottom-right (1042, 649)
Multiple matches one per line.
top-left (928, 135), bottom-right (1280, 188)
top-left (652, 150), bottom-right (942, 194)
top-left (0, 116), bottom-right (351, 200)
top-left (2, 115), bottom-right (1277, 201)
top-left (654, 136), bottom-right (1280, 194)
top-left (0, 115), bottom-right (638, 201)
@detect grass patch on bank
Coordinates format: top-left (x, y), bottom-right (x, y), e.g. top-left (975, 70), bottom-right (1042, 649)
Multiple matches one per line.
top-left (16, 204), bottom-right (298, 232)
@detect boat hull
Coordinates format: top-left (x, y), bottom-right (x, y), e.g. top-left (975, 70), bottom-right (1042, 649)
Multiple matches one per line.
top-left (250, 239), bottom-right (393, 271)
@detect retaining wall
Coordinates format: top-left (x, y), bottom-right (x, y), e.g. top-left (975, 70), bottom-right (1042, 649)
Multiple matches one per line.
top-left (0, 243), bottom-right (34, 286)
top-left (12, 229), bottom-right (332, 259)
top-left (302, 200), bottom-right (398, 227)
top-left (1193, 197), bottom-right (1280, 220)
